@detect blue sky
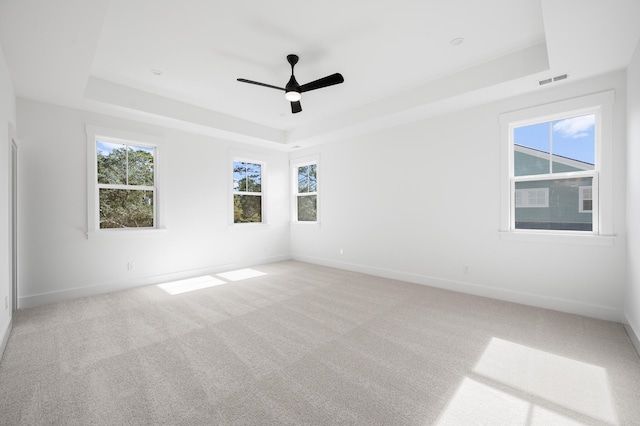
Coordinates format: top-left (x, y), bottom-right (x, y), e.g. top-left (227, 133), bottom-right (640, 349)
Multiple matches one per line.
top-left (97, 140), bottom-right (154, 156)
top-left (97, 141), bottom-right (123, 156)
top-left (514, 114), bottom-right (595, 164)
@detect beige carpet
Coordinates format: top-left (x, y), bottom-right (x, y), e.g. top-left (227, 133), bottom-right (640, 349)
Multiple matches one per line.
top-left (1, 261), bottom-right (639, 425)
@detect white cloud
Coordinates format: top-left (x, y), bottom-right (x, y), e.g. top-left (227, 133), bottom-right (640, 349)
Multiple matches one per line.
top-left (553, 115), bottom-right (595, 139)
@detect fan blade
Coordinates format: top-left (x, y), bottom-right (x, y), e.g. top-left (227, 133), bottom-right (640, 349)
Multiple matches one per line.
top-left (237, 78), bottom-right (285, 91)
top-left (291, 101), bottom-right (302, 114)
top-left (299, 73), bottom-right (344, 93)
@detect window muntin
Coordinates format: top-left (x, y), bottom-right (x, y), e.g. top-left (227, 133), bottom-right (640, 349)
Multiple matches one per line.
top-left (96, 140), bottom-right (156, 229)
top-left (510, 113), bottom-right (597, 232)
top-left (233, 161), bottom-right (264, 223)
top-left (296, 163), bottom-right (317, 222)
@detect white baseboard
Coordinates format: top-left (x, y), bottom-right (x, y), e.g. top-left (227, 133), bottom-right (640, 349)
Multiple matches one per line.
top-left (0, 318), bottom-right (12, 362)
top-left (624, 317), bottom-right (640, 358)
top-left (292, 255), bottom-right (623, 322)
top-left (18, 253), bottom-right (625, 324)
top-left (19, 255), bottom-right (291, 309)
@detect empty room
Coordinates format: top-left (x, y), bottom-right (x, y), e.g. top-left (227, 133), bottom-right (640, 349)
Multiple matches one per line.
top-left (1, 0), bottom-right (640, 424)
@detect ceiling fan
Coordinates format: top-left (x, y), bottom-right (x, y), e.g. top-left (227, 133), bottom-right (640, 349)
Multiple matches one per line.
top-left (237, 54), bottom-right (344, 114)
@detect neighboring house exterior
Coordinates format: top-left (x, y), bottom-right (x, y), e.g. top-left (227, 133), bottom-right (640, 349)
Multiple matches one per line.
top-left (514, 144), bottom-right (593, 231)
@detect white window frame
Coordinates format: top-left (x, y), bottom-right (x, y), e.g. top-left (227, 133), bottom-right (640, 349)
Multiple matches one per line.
top-left (499, 91), bottom-right (615, 245)
top-left (290, 155), bottom-right (320, 225)
top-left (579, 186), bottom-right (593, 213)
top-left (231, 158), bottom-right (266, 225)
top-left (86, 125), bottom-right (166, 239)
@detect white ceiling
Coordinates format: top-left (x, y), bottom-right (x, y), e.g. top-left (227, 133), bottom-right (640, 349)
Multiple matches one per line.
top-left (1, 0), bottom-right (639, 149)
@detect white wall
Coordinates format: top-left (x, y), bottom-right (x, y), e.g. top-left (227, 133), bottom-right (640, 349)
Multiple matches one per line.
top-left (625, 39), bottom-right (640, 348)
top-left (11, 69), bottom-right (633, 325)
top-left (0, 44), bottom-right (16, 355)
top-left (291, 70), bottom-right (628, 322)
top-left (16, 99), bottom-right (290, 306)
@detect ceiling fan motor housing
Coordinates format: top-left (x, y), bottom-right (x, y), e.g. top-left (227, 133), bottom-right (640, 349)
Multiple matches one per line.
top-left (285, 55), bottom-right (301, 100)
top-left (285, 75), bottom-right (301, 100)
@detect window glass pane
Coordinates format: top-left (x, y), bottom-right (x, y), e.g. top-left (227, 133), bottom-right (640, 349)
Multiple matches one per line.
top-left (128, 145), bottom-right (155, 186)
top-left (514, 115), bottom-right (595, 177)
top-left (246, 163), bottom-right (261, 192)
top-left (99, 189), bottom-right (154, 229)
top-left (297, 194), bottom-right (317, 221)
top-left (97, 141), bottom-right (127, 184)
top-left (551, 114), bottom-right (595, 173)
top-left (514, 122), bottom-right (550, 176)
top-left (234, 161), bottom-right (262, 192)
top-left (298, 164), bottom-right (317, 193)
top-left (234, 194), bottom-right (262, 223)
top-left (233, 161), bottom-right (244, 191)
top-left (514, 177), bottom-right (592, 231)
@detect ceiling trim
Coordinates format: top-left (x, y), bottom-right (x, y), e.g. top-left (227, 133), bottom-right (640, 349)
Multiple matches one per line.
top-left (84, 77), bottom-right (287, 146)
top-left (82, 42), bottom-right (549, 150)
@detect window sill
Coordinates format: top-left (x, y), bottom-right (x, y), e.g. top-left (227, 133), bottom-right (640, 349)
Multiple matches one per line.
top-left (498, 230), bottom-right (615, 246)
top-left (290, 221), bottom-right (320, 228)
top-left (87, 228), bottom-right (168, 240)
top-left (228, 223), bottom-right (271, 229)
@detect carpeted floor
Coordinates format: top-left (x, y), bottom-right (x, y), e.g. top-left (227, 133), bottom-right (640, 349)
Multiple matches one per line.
top-left (1, 261), bottom-right (639, 425)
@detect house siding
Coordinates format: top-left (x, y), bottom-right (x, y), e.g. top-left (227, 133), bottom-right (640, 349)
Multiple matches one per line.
top-left (514, 152), bottom-right (592, 230)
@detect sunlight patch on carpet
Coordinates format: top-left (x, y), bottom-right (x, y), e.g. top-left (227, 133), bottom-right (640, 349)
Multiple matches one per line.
top-left (435, 377), bottom-right (530, 425)
top-left (157, 275), bottom-right (226, 295)
top-left (435, 337), bottom-right (618, 425)
top-left (473, 337), bottom-right (618, 424)
top-left (217, 268), bottom-right (266, 282)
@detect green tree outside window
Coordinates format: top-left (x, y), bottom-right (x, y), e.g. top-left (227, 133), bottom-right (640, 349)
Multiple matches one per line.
top-left (297, 164), bottom-right (317, 221)
top-left (233, 161), bottom-right (263, 223)
top-left (97, 141), bottom-right (155, 229)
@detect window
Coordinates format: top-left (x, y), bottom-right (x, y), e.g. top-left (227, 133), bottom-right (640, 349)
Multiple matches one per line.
top-left (500, 90), bottom-right (615, 240)
top-left (86, 125), bottom-right (164, 237)
top-left (296, 163), bottom-right (318, 221)
top-left (515, 188), bottom-right (549, 208)
top-left (97, 141), bottom-right (155, 228)
top-left (579, 186), bottom-right (593, 213)
top-left (512, 113), bottom-right (597, 231)
top-left (291, 156), bottom-right (319, 223)
top-left (233, 160), bottom-right (264, 223)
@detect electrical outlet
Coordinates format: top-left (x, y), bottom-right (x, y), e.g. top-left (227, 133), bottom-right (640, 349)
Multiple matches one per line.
top-left (463, 265), bottom-right (470, 274)
top-left (127, 262), bottom-right (135, 271)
